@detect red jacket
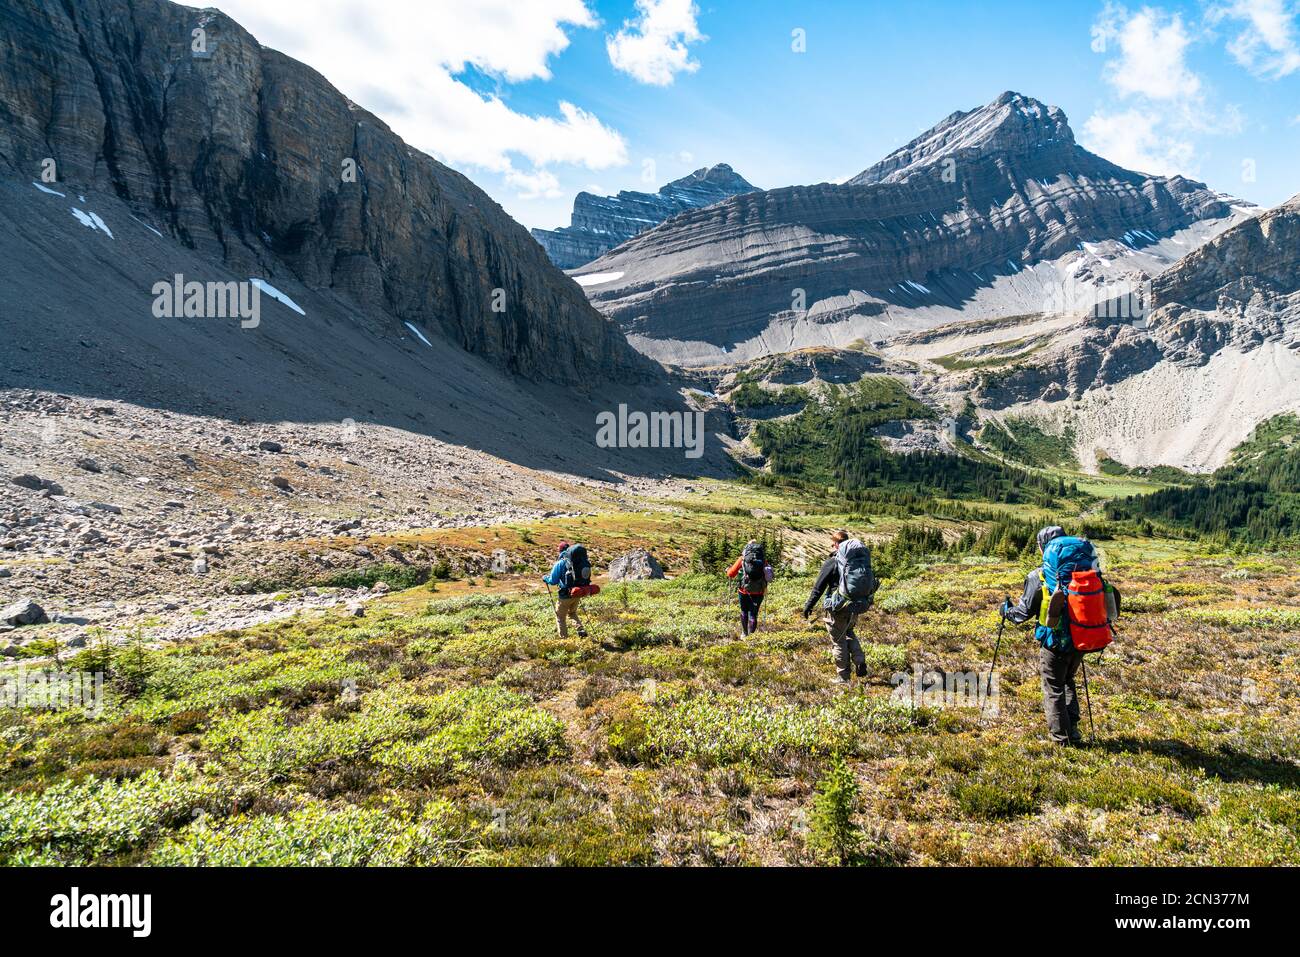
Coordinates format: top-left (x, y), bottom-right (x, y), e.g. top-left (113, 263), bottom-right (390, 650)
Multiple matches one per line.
top-left (727, 556), bottom-right (772, 595)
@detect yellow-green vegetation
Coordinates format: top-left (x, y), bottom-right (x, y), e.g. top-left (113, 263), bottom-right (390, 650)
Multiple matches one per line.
top-left (932, 335), bottom-right (1049, 372)
top-left (2, 484), bottom-right (1298, 867)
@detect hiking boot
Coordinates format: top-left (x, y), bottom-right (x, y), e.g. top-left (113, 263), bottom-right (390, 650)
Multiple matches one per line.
top-left (854, 661), bottom-right (868, 678)
top-left (576, 626), bottom-right (588, 638)
top-left (832, 675), bottom-right (851, 685)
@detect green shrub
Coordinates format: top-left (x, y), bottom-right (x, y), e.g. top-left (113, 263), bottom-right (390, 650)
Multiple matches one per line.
top-left (319, 563), bottom-right (429, 591)
top-left (152, 800), bottom-right (475, 866)
top-left (624, 690), bottom-right (923, 767)
top-left (807, 755), bottom-right (861, 865)
top-left (880, 588), bottom-right (950, 613)
top-left (0, 770), bottom-right (244, 864)
top-left (1177, 608), bottom-right (1300, 632)
top-left (372, 686), bottom-right (568, 780)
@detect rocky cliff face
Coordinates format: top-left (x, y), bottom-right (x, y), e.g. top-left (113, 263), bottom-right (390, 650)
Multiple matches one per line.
top-left (532, 164), bottom-right (756, 269)
top-left (983, 194), bottom-right (1300, 407)
top-left (579, 92), bottom-right (1236, 366)
top-left (965, 195), bottom-right (1300, 471)
top-left (0, 0), bottom-right (647, 386)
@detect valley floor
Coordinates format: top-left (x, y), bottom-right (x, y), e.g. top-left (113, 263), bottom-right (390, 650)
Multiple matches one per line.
top-left (2, 480), bottom-right (1297, 866)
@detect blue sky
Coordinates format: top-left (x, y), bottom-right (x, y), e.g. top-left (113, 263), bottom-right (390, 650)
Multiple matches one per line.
top-left (217, 1), bottom-right (1300, 230)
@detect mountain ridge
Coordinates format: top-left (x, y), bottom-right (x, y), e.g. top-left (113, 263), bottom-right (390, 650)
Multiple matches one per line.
top-left (531, 163), bottom-right (756, 269)
top-left (575, 91), bottom-right (1240, 367)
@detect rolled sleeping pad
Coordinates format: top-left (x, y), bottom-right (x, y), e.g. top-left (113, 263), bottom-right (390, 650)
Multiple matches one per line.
top-left (568, 584), bottom-right (601, 598)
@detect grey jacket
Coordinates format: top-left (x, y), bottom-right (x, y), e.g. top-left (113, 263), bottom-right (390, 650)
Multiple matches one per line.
top-left (1004, 568), bottom-right (1045, 625)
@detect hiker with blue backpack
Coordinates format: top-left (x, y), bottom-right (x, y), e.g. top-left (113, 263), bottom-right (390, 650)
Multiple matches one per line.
top-left (543, 542), bottom-right (597, 639)
top-left (1001, 526), bottom-right (1119, 746)
top-left (802, 530), bottom-right (879, 684)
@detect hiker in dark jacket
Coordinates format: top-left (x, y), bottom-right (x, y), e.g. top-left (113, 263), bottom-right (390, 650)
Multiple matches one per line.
top-left (726, 541), bottom-right (774, 636)
top-left (802, 529), bottom-right (867, 683)
top-left (1002, 525), bottom-right (1085, 746)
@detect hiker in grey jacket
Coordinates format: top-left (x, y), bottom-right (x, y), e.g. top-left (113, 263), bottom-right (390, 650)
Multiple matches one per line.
top-left (802, 530), bottom-right (867, 683)
top-left (1001, 525), bottom-right (1085, 746)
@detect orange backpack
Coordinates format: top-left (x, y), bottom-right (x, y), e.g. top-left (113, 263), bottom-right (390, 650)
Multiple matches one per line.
top-left (1065, 569), bottom-right (1112, 652)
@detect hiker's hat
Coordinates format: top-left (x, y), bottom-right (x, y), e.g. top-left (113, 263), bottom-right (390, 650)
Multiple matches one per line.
top-left (1036, 526), bottom-right (1065, 551)
top-left (557, 541), bottom-right (571, 554)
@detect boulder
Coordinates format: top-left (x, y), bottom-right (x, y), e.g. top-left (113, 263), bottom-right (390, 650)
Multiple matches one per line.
top-left (606, 549), bottom-right (665, 581)
top-left (2, 598), bottom-right (49, 627)
top-left (10, 474), bottom-right (64, 495)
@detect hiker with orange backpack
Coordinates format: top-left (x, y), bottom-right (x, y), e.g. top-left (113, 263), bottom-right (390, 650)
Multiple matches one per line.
top-left (726, 540), bottom-right (774, 635)
top-left (1001, 526), bottom-right (1119, 746)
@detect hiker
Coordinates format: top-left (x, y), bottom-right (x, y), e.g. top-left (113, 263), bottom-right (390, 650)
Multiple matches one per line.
top-left (1001, 525), bottom-right (1113, 746)
top-left (543, 541), bottom-right (591, 639)
top-left (726, 540), bottom-right (774, 635)
top-left (802, 530), bottom-right (879, 683)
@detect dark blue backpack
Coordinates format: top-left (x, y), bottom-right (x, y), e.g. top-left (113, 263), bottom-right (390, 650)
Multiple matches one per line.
top-left (562, 544), bottom-right (591, 591)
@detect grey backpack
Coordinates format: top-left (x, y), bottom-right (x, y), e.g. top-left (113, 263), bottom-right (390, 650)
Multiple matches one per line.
top-left (835, 539), bottom-right (876, 607)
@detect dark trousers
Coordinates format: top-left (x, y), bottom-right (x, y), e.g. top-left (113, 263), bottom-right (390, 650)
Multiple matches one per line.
top-left (739, 592), bottom-right (764, 635)
top-left (1039, 644), bottom-right (1085, 743)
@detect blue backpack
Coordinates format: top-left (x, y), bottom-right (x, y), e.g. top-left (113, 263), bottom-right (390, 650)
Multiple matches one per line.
top-left (561, 544), bottom-right (591, 592)
top-left (1037, 536), bottom-right (1100, 649)
top-left (1041, 536), bottom-right (1098, 592)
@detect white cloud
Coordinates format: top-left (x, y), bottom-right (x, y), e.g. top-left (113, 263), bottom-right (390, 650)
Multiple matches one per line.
top-left (606, 0), bottom-right (705, 85)
top-left (212, 0), bottom-right (626, 197)
top-left (1092, 3), bottom-right (1202, 100)
top-left (1208, 0), bottom-right (1300, 79)
top-left (505, 167), bottom-right (562, 200)
top-left (1082, 109), bottom-right (1197, 177)
top-left (1085, 4), bottom-right (1248, 178)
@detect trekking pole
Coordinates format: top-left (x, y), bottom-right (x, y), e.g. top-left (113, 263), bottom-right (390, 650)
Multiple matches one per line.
top-left (1081, 658), bottom-right (1097, 743)
top-left (980, 602), bottom-right (1008, 719)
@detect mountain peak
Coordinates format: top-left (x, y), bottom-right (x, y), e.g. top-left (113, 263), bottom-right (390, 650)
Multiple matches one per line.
top-left (663, 163), bottom-right (755, 197)
top-left (533, 163), bottom-right (756, 269)
top-left (848, 91), bottom-right (1075, 186)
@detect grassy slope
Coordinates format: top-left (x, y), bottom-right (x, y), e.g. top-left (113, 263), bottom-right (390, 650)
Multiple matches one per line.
top-left (3, 482), bottom-right (1298, 866)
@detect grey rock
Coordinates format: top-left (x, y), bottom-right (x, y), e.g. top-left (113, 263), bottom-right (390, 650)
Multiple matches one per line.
top-left (606, 548), bottom-right (665, 581)
top-left (2, 598), bottom-right (49, 627)
top-left (258, 440), bottom-right (284, 453)
top-left (11, 474), bottom-right (64, 496)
